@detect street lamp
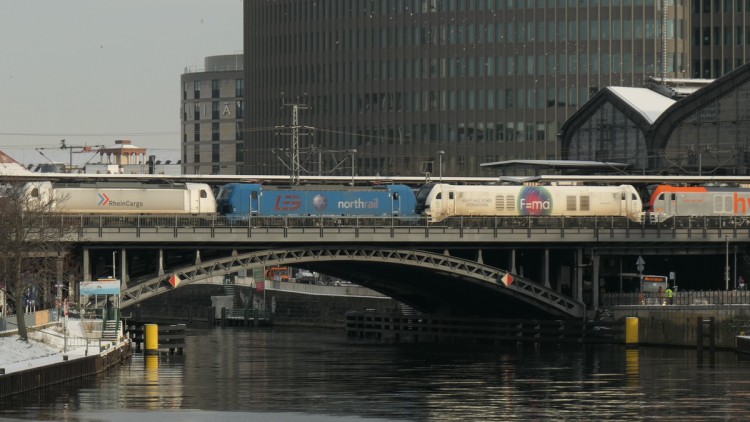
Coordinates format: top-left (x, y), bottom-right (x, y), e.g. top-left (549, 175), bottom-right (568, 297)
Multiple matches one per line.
top-left (437, 150), bottom-right (445, 181)
top-left (725, 236), bottom-right (730, 291)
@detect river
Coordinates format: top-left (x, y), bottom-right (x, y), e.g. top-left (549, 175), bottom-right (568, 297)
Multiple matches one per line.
top-left (2, 327), bottom-right (750, 421)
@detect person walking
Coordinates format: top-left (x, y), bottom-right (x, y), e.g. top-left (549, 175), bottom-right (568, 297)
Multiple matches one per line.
top-left (665, 286), bottom-right (674, 305)
top-left (657, 286), bottom-right (664, 305)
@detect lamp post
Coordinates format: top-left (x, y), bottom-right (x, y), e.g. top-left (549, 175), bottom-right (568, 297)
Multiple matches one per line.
top-left (725, 236), bottom-right (730, 291)
top-left (437, 150), bottom-right (445, 181)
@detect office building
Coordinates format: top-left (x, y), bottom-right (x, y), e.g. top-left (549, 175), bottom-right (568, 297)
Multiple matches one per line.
top-left (181, 54), bottom-right (245, 175)
top-left (243, 1), bottom-right (696, 177)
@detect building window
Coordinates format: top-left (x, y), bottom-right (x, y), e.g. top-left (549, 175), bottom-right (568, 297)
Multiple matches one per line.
top-left (212, 122), bottom-right (220, 141)
top-left (212, 143), bottom-right (220, 162)
top-left (236, 142), bottom-right (244, 162)
top-left (236, 79), bottom-right (244, 97)
top-left (212, 80), bottom-right (220, 98)
top-left (236, 122), bottom-right (244, 140)
top-left (212, 101), bottom-right (220, 120)
top-left (194, 123), bottom-right (200, 142)
top-left (193, 103), bottom-right (200, 120)
top-left (193, 80), bottom-right (201, 99)
top-left (236, 100), bottom-right (245, 118)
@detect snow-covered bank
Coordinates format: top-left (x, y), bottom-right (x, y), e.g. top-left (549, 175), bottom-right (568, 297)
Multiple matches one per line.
top-left (0, 319), bottom-right (88, 366)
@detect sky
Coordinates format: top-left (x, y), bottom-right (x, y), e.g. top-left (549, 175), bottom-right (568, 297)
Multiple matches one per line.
top-left (0, 1), bottom-right (243, 167)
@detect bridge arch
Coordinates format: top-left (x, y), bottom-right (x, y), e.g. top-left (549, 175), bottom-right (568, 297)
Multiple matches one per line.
top-left (121, 247), bottom-right (584, 319)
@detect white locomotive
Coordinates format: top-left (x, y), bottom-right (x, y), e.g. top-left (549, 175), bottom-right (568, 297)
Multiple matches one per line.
top-left (423, 183), bottom-right (643, 223)
top-left (24, 181), bottom-right (217, 214)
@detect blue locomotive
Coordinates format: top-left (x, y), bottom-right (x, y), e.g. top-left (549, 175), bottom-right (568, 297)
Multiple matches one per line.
top-left (216, 183), bottom-right (418, 218)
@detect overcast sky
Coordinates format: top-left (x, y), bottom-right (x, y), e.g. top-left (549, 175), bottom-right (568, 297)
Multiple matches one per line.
top-left (0, 1), bottom-right (243, 166)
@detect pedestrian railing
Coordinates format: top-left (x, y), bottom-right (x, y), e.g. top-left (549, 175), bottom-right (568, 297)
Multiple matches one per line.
top-left (602, 290), bottom-right (750, 306)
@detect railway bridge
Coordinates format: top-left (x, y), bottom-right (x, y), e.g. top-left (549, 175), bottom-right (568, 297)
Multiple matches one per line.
top-left (49, 214), bottom-right (750, 320)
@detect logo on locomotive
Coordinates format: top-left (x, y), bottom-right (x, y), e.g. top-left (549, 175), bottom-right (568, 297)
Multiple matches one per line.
top-left (97, 193), bottom-right (143, 208)
top-left (274, 194), bottom-right (302, 211)
top-left (518, 186), bottom-right (552, 216)
top-left (313, 194), bottom-right (328, 211)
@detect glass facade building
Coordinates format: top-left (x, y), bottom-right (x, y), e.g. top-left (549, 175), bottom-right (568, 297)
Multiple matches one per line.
top-left (243, 1), bottom-right (690, 177)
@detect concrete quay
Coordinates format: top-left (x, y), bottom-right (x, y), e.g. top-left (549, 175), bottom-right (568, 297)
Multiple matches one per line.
top-left (0, 318), bottom-right (133, 398)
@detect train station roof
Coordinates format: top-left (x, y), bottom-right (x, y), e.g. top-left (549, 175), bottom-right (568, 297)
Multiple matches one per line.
top-left (605, 87), bottom-right (676, 124)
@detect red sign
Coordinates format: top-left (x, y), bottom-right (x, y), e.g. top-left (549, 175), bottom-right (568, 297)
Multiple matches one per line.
top-left (256, 280), bottom-right (265, 292)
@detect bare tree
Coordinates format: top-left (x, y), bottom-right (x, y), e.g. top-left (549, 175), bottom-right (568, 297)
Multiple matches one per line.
top-left (0, 181), bottom-right (76, 341)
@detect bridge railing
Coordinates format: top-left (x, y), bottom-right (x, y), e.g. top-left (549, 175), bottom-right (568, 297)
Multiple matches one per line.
top-left (602, 290), bottom-right (750, 306)
top-left (32, 214), bottom-right (750, 231)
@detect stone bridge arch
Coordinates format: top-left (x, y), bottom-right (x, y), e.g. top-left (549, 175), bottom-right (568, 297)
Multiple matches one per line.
top-left (120, 247), bottom-right (584, 319)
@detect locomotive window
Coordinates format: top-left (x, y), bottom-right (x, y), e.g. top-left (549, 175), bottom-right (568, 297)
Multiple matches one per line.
top-left (657, 193), bottom-right (664, 201)
top-left (393, 192), bottom-right (399, 200)
top-left (436, 192), bottom-right (442, 199)
top-left (200, 190), bottom-right (207, 198)
top-left (448, 192), bottom-right (454, 200)
top-left (506, 195), bottom-right (515, 210)
top-left (671, 194), bottom-right (675, 200)
top-left (632, 194), bottom-right (637, 201)
top-left (566, 196), bottom-right (576, 211)
top-left (621, 193), bottom-right (626, 200)
top-left (30, 188), bottom-right (39, 197)
top-left (580, 196), bottom-right (590, 211)
top-left (251, 192), bottom-right (258, 199)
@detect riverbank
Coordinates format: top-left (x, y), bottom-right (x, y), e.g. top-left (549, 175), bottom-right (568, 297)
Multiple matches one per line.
top-left (0, 319), bottom-right (132, 398)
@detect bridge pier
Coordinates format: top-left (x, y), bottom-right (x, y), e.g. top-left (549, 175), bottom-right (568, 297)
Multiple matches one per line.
top-left (158, 249), bottom-right (165, 276)
top-left (576, 248), bottom-right (584, 302)
top-left (592, 252), bottom-right (601, 311)
top-left (83, 248), bottom-right (91, 282)
top-left (120, 248), bottom-right (129, 285)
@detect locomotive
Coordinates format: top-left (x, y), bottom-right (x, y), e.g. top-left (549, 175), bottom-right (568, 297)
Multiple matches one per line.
top-left (421, 183), bottom-right (644, 223)
top-left (216, 183), bottom-right (418, 218)
top-left (24, 181), bottom-right (216, 214)
top-left (648, 184), bottom-right (750, 222)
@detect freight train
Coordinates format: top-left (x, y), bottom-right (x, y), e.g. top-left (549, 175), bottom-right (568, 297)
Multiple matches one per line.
top-left (17, 180), bottom-right (750, 224)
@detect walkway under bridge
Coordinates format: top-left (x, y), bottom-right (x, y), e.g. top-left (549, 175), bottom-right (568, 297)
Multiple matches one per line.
top-left (119, 247), bottom-right (585, 319)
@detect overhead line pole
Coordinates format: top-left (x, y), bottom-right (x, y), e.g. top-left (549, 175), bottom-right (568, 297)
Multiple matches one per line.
top-left (277, 95), bottom-right (311, 185)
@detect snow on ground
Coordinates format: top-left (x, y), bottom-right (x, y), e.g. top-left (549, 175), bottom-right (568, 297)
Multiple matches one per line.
top-left (0, 318), bottom-right (88, 366)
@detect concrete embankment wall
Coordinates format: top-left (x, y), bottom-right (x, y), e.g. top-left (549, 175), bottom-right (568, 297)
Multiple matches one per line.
top-left (611, 305), bottom-right (750, 349)
top-left (130, 284), bottom-right (224, 324)
top-left (130, 283), bottom-right (399, 329)
top-left (0, 342), bottom-right (132, 398)
top-left (265, 289), bottom-right (400, 328)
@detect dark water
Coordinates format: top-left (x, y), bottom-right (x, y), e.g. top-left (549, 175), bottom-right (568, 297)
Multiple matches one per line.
top-left (3, 327), bottom-right (750, 421)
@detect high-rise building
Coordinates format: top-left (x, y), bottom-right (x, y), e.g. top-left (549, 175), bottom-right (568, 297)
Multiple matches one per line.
top-left (181, 54), bottom-right (245, 175)
top-left (243, 1), bottom-right (746, 177)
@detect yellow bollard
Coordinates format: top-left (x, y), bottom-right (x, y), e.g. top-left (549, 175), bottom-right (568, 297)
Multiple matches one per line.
top-left (144, 323), bottom-right (159, 355)
top-left (625, 317), bottom-right (639, 347)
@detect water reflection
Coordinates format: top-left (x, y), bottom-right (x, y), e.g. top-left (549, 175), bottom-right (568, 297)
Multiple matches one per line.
top-left (3, 327), bottom-right (750, 421)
